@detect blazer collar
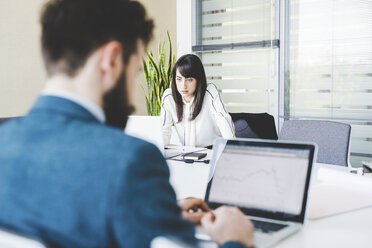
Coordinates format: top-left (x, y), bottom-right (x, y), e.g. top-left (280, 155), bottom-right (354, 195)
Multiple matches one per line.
top-left (28, 95), bottom-right (102, 123)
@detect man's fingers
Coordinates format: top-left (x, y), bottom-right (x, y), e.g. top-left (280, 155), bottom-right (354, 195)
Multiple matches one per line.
top-left (178, 198), bottom-right (210, 212)
top-left (198, 200), bottom-right (211, 212)
top-left (201, 211), bottom-right (215, 230)
top-left (182, 211), bottom-right (206, 224)
top-left (214, 205), bottom-right (229, 215)
top-left (178, 198), bottom-right (201, 209)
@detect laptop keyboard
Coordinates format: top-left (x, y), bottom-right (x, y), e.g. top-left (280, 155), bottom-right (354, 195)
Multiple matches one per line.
top-left (251, 219), bottom-right (288, 233)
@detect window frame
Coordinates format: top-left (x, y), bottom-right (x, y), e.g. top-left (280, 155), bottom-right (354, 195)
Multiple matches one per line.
top-left (177, 0), bottom-right (372, 166)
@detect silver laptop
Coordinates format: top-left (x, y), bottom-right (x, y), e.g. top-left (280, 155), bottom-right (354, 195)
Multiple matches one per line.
top-left (125, 115), bottom-right (183, 158)
top-left (197, 138), bottom-right (316, 248)
top-left (125, 116), bottom-right (164, 153)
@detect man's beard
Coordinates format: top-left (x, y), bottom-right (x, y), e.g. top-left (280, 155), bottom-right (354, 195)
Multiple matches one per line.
top-left (103, 71), bottom-right (135, 129)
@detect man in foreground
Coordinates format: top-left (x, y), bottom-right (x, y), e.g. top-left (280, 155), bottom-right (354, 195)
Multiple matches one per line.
top-left (0, 0), bottom-right (254, 247)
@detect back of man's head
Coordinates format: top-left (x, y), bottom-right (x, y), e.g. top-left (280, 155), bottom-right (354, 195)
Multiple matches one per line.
top-left (40, 0), bottom-right (154, 77)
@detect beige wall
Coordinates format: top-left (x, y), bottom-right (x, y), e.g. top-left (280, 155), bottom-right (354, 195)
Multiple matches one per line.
top-left (0, 0), bottom-right (46, 117)
top-left (0, 0), bottom-right (176, 117)
top-left (135, 0), bottom-right (177, 115)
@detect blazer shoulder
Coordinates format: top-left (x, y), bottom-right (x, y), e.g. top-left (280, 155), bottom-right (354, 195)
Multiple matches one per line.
top-left (161, 89), bottom-right (174, 110)
top-left (206, 83), bottom-right (220, 99)
top-left (162, 88), bottom-right (173, 102)
top-left (164, 88), bottom-right (172, 95)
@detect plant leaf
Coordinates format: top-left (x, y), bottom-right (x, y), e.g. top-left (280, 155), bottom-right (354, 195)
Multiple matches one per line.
top-left (167, 31), bottom-right (173, 72)
top-left (141, 30), bottom-right (176, 116)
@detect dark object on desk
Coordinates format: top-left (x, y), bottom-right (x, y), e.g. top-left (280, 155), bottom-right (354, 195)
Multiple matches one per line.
top-left (279, 120), bottom-right (351, 167)
top-left (204, 145), bottom-right (213, 149)
top-left (184, 159), bottom-right (210, 164)
top-left (362, 162), bottom-right (372, 173)
top-left (230, 112), bottom-right (278, 140)
top-left (183, 152), bottom-right (207, 160)
top-left (170, 158), bottom-right (210, 164)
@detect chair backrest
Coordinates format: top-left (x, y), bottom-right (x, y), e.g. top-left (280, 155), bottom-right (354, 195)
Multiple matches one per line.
top-left (0, 229), bottom-right (46, 248)
top-left (230, 112), bottom-right (278, 140)
top-left (279, 120), bottom-right (351, 166)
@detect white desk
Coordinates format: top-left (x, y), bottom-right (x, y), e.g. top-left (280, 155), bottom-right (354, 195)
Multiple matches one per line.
top-left (167, 150), bottom-right (213, 199)
top-left (275, 206), bottom-right (372, 248)
top-left (167, 159), bottom-right (372, 248)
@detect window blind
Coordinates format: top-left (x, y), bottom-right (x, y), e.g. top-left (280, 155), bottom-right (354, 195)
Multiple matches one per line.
top-left (285, 0), bottom-right (372, 166)
top-left (194, 0), bottom-right (278, 114)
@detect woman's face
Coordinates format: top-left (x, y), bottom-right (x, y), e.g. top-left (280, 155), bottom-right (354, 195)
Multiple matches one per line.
top-left (175, 69), bottom-right (197, 102)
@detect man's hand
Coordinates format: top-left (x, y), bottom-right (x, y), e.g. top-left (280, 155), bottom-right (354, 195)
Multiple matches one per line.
top-left (178, 197), bottom-right (211, 224)
top-left (201, 206), bottom-right (254, 247)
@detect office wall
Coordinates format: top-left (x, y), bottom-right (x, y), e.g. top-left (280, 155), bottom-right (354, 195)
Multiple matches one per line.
top-left (135, 0), bottom-right (177, 115)
top-left (0, 0), bottom-right (176, 117)
top-left (0, 0), bottom-right (46, 117)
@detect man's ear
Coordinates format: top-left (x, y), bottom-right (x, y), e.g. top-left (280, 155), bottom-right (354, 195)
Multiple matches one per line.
top-left (99, 41), bottom-right (123, 92)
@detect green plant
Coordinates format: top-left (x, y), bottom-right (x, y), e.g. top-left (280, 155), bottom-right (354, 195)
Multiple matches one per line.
top-left (142, 31), bottom-right (175, 116)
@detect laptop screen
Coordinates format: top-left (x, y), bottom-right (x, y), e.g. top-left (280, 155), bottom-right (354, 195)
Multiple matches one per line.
top-left (205, 139), bottom-right (315, 223)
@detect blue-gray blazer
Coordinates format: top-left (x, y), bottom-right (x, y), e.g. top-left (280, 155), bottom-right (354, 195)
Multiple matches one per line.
top-left (0, 96), bottom-right (246, 248)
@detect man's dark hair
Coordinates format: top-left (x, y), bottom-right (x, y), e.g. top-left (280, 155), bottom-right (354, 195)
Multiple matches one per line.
top-left (171, 54), bottom-right (207, 122)
top-left (41, 0), bottom-right (154, 77)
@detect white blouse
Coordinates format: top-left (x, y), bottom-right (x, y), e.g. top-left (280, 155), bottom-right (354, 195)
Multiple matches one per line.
top-left (161, 83), bottom-right (235, 147)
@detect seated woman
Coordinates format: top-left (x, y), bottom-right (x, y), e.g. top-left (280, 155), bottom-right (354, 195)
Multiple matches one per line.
top-left (161, 54), bottom-right (235, 147)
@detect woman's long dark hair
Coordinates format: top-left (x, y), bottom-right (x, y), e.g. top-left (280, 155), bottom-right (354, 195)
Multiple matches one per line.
top-left (171, 54), bottom-right (207, 122)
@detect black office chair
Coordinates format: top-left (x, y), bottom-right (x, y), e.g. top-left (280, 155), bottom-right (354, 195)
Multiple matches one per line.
top-left (230, 112), bottom-right (278, 140)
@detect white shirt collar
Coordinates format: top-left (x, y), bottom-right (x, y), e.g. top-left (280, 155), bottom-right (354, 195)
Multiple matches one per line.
top-left (182, 96), bottom-right (195, 105)
top-left (41, 89), bottom-right (106, 123)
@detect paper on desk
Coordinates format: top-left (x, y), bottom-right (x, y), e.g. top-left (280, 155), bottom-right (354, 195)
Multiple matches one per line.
top-left (307, 167), bottom-right (372, 219)
top-left (164, 146), bottom-right (207, 159)
top-left (165, 145), bottom-right (207, 152)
